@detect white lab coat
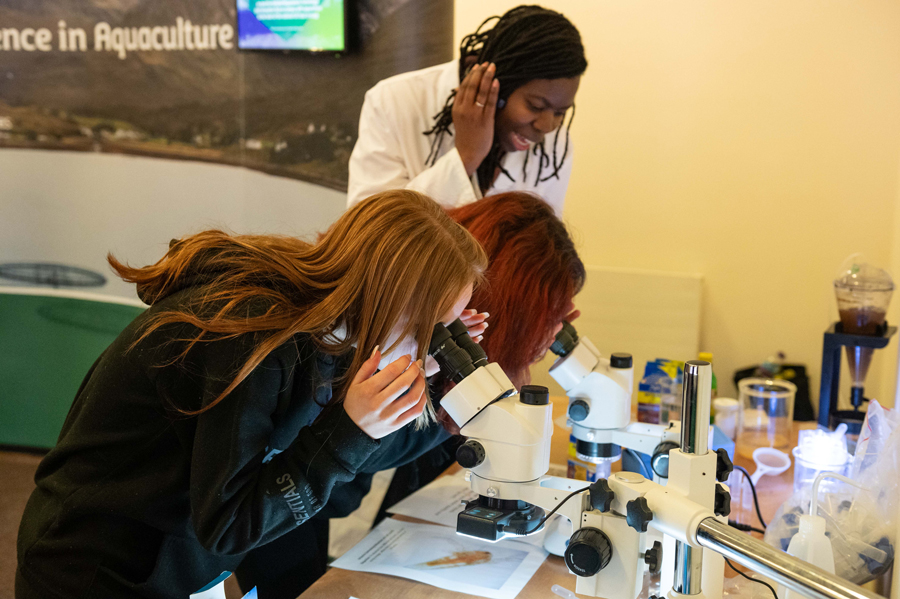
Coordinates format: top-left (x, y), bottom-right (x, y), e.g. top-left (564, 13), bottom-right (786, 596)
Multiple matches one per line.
top-left (347, 61), bottom-right (572, 217)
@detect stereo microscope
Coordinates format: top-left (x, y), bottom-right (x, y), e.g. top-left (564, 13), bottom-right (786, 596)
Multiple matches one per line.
top-left (428, 319), bottom-right (883, 599)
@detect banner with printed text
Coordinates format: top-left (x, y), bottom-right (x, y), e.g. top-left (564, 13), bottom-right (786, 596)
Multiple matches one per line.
top-left (0, 0), bottom-right (453, 190)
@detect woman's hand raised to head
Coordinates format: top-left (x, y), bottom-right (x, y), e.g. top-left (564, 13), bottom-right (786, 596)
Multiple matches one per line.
top-left (453, 62), bottom-right (500, 177)
top-left (345, 348), bottom-right (427, 439)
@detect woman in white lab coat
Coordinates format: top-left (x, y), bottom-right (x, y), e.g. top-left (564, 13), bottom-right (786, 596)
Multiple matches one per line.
top-left (347, 5), bottom-right (587, 216)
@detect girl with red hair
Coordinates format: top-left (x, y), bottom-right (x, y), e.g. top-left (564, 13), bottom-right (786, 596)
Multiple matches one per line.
top-left (375, 191), bottom-right (585, 520)
top-left (449, 191), bottom-right (585, 386)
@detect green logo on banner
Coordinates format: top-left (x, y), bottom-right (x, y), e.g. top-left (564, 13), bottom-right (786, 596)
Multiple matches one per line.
top-left (249, 0), bottom-right (323, 40)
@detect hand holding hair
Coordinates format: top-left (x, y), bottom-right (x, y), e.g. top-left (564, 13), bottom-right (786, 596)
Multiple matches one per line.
top-left (344, 347), bottom-right (427, 439)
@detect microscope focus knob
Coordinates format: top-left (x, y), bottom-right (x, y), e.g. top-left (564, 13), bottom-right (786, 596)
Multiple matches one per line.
top-left (565, 527), bottom-right (612, 577)
top-left (644, 540), bottom-right (663, 575)
top-left (714, 483), bottom-right (732, 517)
top-left (588, 478), bottom-right (615, 512)
top-left (715, 448), bottom-right (734, 483)
top-left (569, 400), bottom-right (590, 422)
top-left (456, 440), bottom-right (486, 469)
top-left (626, 496), bottom-right (653, 533)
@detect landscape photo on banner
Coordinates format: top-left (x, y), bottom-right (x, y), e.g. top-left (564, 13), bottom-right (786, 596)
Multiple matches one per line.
top-left (0, 0), bottom-right (453, 190)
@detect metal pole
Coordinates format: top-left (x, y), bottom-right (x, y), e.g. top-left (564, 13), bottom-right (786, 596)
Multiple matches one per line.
top-left (696, 518), bottom-right (882, 599)
top-left (674, 360), bottom-right (712, 595)
top-left (681, 360), bottom-right (712, 455)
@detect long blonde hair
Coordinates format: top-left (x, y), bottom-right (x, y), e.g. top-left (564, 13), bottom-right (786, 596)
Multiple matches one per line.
top-left (109, 190), bottom-right (488, 422)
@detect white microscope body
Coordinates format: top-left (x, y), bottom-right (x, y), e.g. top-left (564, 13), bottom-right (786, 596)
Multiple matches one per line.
top-left (441, 360), bottom-right (651, 599)
top-left (431, 321), bottom-right (702, 599)
top-left (547, 321), bottom-right (681, 475)
top-left (546, 323), bottom-right (724, 596)
top-left (430, 320), bottom-right (877, 599)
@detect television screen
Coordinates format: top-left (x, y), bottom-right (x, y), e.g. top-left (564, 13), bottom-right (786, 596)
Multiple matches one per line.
top-left (237, 0), bottom-right (345, 52)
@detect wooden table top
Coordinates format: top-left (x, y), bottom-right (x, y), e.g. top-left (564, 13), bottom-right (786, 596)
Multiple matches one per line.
top-left (299, 399), bottom-right (815, 599)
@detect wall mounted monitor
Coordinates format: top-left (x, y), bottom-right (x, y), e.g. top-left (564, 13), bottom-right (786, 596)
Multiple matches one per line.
top-left (237, 0), bottom-right (346, 52)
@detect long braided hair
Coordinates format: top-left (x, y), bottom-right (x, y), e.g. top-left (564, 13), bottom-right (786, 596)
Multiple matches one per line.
top-left (424, 5), bottom-right (587, 194)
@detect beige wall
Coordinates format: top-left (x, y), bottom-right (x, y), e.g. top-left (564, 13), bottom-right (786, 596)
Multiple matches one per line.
top-left (456, 0), bottom-right (900, 409)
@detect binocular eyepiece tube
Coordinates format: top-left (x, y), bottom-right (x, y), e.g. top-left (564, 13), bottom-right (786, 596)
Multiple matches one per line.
top-left (429, 320), bottom-right (487, 383)
top-left (550, 320), bottom-right (579, 358)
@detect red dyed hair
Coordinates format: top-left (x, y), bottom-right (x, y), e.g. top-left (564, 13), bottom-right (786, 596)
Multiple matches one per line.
top-left (448, 192), bottom-right (585, 387)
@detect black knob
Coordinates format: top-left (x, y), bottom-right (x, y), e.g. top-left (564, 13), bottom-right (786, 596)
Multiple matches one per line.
top-left (456, 440), bottom-right (486, 469)
top-left (714, 483), bottom-right (731, 517)
top-left (716, 448), bottom-right (734, 483)
top-left (569, 400), bottom-right (590, 422)
top-left (610, 353), bottom-right (632, 369)
top-left (565, 528), bottom-right (612, 577)
top-left (644, 540), bottom-right (663, 574)
top-left (626, 496), bottom-right (653, 532)
top-left (588, 479), bottom-right (615, 512)
top-left (650, 441), bottom-right (679, 479)
top-left (520, 385), bottom-right (549, 406)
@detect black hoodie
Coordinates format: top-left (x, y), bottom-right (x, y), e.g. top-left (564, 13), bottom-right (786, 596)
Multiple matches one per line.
top-left (16, 273), bottom-right (449, 599)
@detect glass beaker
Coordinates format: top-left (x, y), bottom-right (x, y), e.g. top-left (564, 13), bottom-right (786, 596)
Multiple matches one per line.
top-left (736, 378), bottom-right (796, 460)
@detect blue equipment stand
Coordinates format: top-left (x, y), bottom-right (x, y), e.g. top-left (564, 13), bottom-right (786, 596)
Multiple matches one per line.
top-left (818, 321), bottom-right (896, 434)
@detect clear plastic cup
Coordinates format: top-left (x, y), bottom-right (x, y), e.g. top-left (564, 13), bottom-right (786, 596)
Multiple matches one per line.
top-left (736, 378), bottom-right (796, 460)
top-left (792, 427), bottom-right (851, 493)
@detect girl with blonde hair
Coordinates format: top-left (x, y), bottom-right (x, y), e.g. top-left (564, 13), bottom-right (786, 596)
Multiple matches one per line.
top-left (16, 190), bottom-right (487, 599)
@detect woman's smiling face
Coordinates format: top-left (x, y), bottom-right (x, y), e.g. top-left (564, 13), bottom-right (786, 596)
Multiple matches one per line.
top-left (494, 76), bottom-right (580, 153)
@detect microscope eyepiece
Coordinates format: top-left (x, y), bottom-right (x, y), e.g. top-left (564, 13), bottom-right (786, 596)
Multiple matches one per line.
top-left (550, 320), bottom-right (579, 358)
top-left (428, 322), bottom-right (453, 355)
top-left (446, 318), bottom-right (469, 339)
top-left (429, 322), bottom-right (477, 383)
top-left (447, 318), bottom-right (488, 367)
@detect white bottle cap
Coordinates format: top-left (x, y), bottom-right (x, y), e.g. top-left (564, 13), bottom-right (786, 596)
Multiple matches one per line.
top-left (713, 397), bottom-right (739, 413)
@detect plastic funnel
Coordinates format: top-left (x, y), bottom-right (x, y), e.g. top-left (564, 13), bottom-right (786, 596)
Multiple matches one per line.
top-left (750, 447), bottom-right (791, 486)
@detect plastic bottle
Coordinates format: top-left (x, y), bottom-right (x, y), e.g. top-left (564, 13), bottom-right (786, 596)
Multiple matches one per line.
top-left (777, 514), bottom-right (835, 599)
top-left (659, 376), bottom-right (681, 425)
top-left (713, 398), bottom-right (739, 441)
